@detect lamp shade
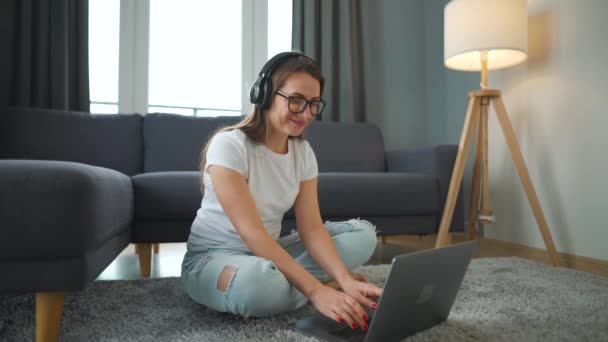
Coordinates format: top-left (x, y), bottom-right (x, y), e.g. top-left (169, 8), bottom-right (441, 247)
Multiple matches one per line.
top-left (444, 0), bottom-right (528, 71)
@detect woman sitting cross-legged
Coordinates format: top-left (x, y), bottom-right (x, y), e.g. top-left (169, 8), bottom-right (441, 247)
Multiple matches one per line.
top-left (181, 52), bottom-right (384, 333)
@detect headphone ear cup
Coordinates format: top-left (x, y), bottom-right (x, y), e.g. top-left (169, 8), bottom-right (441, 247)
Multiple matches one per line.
top-left (260, 77), bottom-right (273, 110)
top-left (249, 77), bottom-right (262, 105)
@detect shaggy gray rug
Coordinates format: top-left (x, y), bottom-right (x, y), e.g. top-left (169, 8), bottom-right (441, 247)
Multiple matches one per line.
top-left (1, 257), bottom-right (607, 341)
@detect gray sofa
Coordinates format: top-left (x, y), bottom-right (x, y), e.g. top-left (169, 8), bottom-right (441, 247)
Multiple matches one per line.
top-left (0, 106), bottom-right (463, 339)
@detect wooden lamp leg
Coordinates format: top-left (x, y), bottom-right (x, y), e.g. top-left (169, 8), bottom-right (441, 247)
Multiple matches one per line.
top-left (491, 97), bottom-right (562, 266)
top-left (435, 96), bottom-right (481, 248)
top-left (467, 109), bottom-right (484, 240)
top-left (36, 292), bottom-right (65, 342)
top-left (479, 98), bottom-right (495, 224)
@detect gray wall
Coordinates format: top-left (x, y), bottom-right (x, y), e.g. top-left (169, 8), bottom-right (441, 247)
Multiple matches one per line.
top-left (417, 0), bottom-right (608, 261)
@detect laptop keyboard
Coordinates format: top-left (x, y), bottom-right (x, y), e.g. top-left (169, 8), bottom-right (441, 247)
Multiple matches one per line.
top-left (328, 309), bottom-right (374, 341)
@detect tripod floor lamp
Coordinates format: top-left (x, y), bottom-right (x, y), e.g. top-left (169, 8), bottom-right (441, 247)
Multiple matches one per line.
top-left (435, 0), bottom-right (561, 267)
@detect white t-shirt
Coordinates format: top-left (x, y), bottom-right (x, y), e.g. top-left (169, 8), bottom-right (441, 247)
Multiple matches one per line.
top-left (188, 129), bottom-right (318, 252)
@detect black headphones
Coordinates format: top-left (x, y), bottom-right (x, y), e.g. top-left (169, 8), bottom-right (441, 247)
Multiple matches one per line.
top-left (249, 51), bottom-right (317, 110)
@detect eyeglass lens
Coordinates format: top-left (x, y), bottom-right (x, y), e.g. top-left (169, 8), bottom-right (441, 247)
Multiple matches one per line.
top-left (288, 97), bottom-right (324, 115)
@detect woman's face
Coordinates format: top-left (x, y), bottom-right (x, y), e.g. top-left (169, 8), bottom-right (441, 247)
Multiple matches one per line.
top-left (267, 71), bottom-right (322, 138)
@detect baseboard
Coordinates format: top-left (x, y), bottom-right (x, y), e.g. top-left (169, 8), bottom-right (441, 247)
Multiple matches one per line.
top-left (482, 238), bottom-right (608, 277)
top-left (384, 233), bottom-right (608, 278)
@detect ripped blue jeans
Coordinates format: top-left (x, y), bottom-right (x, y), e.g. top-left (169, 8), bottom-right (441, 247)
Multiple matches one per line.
top-left (180, 218), bottom-right (378, 317)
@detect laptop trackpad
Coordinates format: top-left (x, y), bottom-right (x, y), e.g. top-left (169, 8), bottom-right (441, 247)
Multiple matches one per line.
top-left (329, 324), bottom-right (366, 341)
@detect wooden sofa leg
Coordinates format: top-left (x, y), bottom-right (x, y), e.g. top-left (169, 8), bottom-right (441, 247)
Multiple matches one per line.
top-left (36, 292), bottom-right (65, 342)
top-left (137, 243), bottom-right (152, 278)
top-left (154, 243), bottom-right (159, 254)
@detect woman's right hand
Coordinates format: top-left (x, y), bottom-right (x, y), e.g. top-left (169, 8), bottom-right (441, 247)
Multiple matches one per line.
top-left (308, 284), bottom-right (371, 331)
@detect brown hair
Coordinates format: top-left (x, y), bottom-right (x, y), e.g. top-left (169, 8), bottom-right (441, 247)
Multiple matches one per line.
top-left (198, 54), bottom-right (325, 193)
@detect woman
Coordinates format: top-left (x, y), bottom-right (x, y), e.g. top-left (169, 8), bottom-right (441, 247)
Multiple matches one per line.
top-left (181, 52), bottom-right (383, 332)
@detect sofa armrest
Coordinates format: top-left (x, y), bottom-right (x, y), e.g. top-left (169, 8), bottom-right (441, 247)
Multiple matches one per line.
top-left (385, 145), bottom-right (465, 232)
top-left (0, 159), bottom-right (133, 260)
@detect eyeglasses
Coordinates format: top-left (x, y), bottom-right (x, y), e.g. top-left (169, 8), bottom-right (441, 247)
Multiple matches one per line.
top-left (274, 90), bottom-right (326, 116)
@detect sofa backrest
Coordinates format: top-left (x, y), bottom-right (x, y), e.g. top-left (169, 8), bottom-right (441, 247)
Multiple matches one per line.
top-left (143, 113), bottom-right (386, 173)
top-left (143, 113), bottom-right (241, 172)
top-left (0, 107), bottom-right (144, 176)
top-left (305, 120), bottom-right (386, 172)
top-left (144, 114), bottom-right (386, 173)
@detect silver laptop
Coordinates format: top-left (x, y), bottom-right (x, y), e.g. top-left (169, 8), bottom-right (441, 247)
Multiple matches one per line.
top-left (289, 240), bottom-right (477, 342)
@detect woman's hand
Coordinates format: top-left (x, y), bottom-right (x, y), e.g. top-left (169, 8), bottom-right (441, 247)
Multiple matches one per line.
top-left (309, 282), bottom-right (382, 331)
top-left (339, 277), bottom-right (383, 311)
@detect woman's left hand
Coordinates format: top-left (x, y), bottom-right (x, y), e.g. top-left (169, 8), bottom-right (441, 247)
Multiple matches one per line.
top-left (339, 276), bottom-right (384, 311)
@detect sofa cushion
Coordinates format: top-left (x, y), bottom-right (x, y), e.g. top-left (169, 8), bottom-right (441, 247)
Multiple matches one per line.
top-left (143, 113), bottom-right (242, 172)
top-left (134, 170), bottom-right (438, 223)
top-left (0, 160), bottom-right (133, 259)
top-left (0, 107), bottom-right (143, 176)
top-left (132, 171), bottom-right (202, 220)
top-left (285, 172), bottom-right (439, 219)
top-left (305, 121), bottom-right (386, 172)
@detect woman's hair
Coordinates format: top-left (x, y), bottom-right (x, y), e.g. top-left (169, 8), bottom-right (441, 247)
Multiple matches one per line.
top-left (198, 54), bottom-right (325, 193)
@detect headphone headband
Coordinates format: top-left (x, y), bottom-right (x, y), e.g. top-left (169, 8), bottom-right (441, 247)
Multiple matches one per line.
top-left (249, 52), bottom-right (317, 110)
top-left (258, 52), bottom-right (306, 79)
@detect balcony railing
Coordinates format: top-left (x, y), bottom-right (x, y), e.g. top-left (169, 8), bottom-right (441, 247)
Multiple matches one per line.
top-left (90, 101), bottom-right (241, 117)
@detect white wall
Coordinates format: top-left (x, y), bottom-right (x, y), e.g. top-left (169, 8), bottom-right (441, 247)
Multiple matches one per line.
top-left (379, 0), bottom-right (607, 261)
top-left (484, 0), bottom-right (608, 261)
top-left (423, 0), bottom-right (608, 261)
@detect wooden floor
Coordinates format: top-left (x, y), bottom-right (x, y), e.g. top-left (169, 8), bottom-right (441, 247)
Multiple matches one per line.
top-left (96, 233), bottom-right (608, 281)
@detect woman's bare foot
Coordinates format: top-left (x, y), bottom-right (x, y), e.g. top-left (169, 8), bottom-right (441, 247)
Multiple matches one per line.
top-left (323, 272), bottom-right (367, 291)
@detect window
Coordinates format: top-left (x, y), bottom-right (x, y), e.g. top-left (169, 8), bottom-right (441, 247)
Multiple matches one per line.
top-left (148, 0), bottom-right (241, 117)
top-left (267, 0), bottom-right (292, 59)
top-left (88, 0), bottom-right (120, 114)
top-left (89, 0), bottom-right (292, 116)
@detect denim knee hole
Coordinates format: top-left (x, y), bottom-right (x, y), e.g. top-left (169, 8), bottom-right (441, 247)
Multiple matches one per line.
top-left (217, 265), bottom-right (238, 294)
